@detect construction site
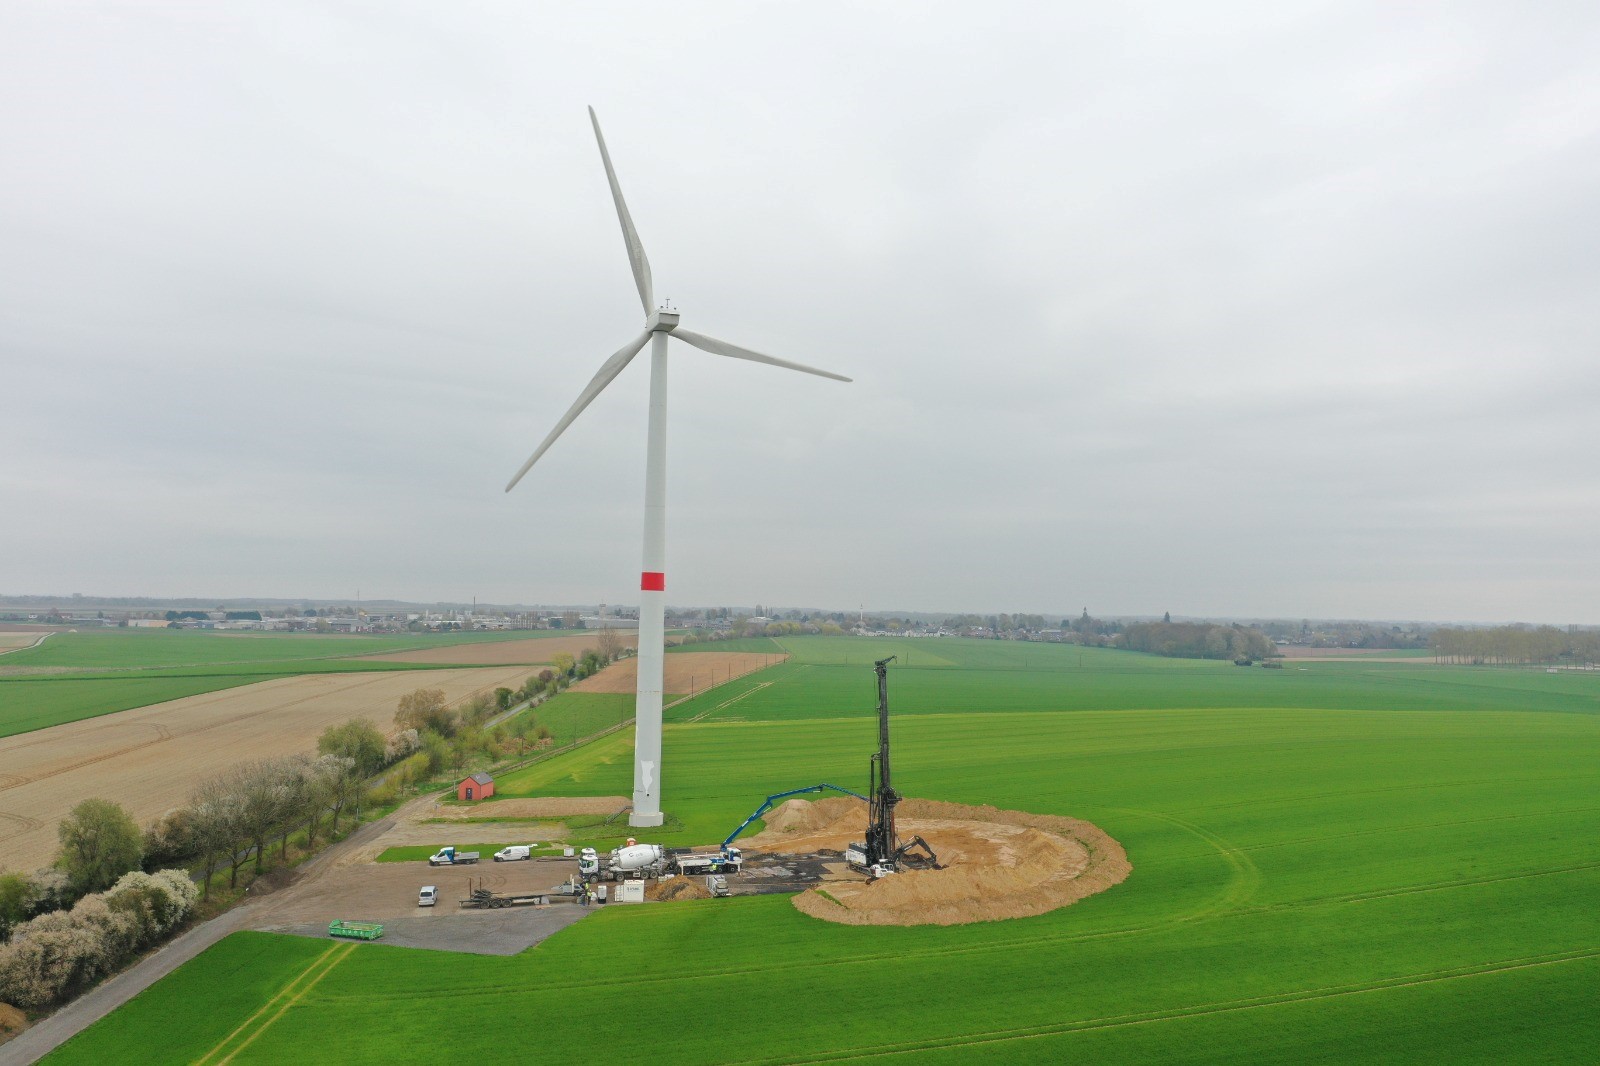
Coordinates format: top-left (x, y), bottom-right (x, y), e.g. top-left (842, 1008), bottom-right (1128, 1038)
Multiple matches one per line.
top-left (249, 657), bottom-right (1130, 955)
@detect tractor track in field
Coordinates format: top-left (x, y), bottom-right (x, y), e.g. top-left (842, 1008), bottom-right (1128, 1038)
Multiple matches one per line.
top-left (1236, 802), bottom-right (1600, 854)
top-left (686, 680), bottom-right (776, 722)
top-left (1236, 857), bottom-right (1600, 915)
top-left (192, 942), bottom-right (356, 1066)
top-left (0, 725), bottom-right (174, 797)
top-left (751, 945), bottom-right (1600, 1063)
top-left (0, 811), bottom-right (43, 832)
top-left (1184, 773), bottom-right (1543, 815)
top-left (1109, 807), bottom-right (1261, 916)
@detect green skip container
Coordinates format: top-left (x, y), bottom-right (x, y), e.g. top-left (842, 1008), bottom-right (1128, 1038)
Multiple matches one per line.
top-left (328, 920), bottom-right (384, 941)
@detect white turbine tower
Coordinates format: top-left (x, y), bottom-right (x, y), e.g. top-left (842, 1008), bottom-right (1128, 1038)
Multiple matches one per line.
top-left (506, 108), bottom-right (850, 828)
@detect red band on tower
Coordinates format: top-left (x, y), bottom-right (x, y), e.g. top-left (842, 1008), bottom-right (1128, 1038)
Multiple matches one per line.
top-left (640, 571), bottom-right (665, 592)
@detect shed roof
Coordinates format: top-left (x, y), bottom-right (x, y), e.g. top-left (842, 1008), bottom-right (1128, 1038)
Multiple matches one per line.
top-left (465, 772), bottom-right (494, 786)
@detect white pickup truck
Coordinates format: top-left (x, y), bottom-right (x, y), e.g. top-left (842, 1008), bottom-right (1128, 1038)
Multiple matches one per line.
top-left (493, 845), bottom-right (535, 862)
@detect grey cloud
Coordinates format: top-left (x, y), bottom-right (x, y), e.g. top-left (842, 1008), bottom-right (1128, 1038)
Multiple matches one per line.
top-left (3, 2), bottom-right (1598, 622)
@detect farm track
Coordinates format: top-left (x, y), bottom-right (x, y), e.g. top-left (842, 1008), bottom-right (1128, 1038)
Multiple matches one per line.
top-left (0, 632), bottom-right (53, 657)
top-left (753, 945), bottom-right (1600, 1062)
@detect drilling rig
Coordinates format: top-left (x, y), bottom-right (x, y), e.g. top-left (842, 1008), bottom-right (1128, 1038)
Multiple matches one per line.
top-left (846, 656), bottom-right (939, 875)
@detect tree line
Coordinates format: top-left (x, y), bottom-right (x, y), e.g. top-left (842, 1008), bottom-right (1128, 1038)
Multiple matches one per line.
top-left (0, 870), bottom-right (198, 1008)
top-left (1117, 621), bottom-right (1277, 661)
top-left (1430, 626), bottom-right (1600, 666)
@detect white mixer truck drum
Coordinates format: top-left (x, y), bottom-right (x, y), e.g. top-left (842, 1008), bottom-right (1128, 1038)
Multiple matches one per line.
top-left (609, 843), bottom-right (664, 872)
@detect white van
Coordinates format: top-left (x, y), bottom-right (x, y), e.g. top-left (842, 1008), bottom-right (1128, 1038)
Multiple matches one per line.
top-left (493, 845), bottom-right (533, 862)
top-left (418, 885), bottom-right (438, 907)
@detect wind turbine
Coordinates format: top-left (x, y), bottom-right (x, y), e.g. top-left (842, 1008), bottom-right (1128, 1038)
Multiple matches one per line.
top-left (506, 108), bottom-right (851, 827)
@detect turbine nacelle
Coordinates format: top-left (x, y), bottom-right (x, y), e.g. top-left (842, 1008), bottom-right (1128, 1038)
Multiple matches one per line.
top-left (505, 108), bottom-right (849, 494)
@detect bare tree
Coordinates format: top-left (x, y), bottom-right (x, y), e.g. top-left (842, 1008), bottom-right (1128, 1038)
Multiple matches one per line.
top-left (191, 775), bottom-right (250, 891)
top-left (274, 755), bottom-right (315, 861)
top-left (321, 755), bottom-right (365, 835)
top-left (228, 759), bottom-right (298, 879)
top-left (301, 757), bottom-right (337, 850)
top-left (596, 626), bottom-right (622, 663)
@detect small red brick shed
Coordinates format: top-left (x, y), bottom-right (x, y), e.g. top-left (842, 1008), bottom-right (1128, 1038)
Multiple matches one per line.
top-left (457, 772), bottom-right (495, 802)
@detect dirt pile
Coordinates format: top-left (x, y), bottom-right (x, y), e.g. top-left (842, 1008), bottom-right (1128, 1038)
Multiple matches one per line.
top-left (751, 798), bottom-right (1130, 927)
top-left (747, 795), bottom-right (863, 841)
top-left (646, 877), bottom-right (712, 902)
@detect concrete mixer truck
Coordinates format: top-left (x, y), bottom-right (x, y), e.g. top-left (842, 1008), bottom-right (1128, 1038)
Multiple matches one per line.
top-left (579, 843), bottom-right (664, 880)
top-left (577, 841), bottom-right (743, 882)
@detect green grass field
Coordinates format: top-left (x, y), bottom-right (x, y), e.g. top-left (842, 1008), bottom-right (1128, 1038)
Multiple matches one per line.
top-left (512, 692), bottom-right (649, 751)
top-left (0, 629), bottom-right (562, 738)
top-left (43, 637), bottom-right (1600, 1064)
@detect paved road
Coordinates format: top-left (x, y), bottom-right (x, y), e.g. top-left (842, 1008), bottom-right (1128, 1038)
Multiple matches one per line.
top-left (0, 813), bottom-right (399, 1065)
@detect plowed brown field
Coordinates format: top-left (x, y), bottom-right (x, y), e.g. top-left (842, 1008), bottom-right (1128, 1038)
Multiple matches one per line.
top-left (356, 634), bottom-right (637, 666)
top-left (0, 667), bottom-right (528, 873)
top-left (571, 651), bottom-right (785, 695)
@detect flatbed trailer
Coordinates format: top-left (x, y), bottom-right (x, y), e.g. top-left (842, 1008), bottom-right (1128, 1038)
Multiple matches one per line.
top-left (671, 850), bottom-right (743, 876)
top-left (459, 888), bottom-right (549, 909)
top-left (329, 920), bottom-right (384, 940)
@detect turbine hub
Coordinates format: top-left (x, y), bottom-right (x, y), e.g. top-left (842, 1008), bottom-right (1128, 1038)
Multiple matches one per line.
top-left (646, 310), bottom-right (680, 333)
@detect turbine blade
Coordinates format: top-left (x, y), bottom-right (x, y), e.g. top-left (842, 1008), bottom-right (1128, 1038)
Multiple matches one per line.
top-left (672, 328), bottom-right (852, 383)
top-left (589, 107), bottom-right (654, 316)
top-left (505, 329), bottom-right (654, 491)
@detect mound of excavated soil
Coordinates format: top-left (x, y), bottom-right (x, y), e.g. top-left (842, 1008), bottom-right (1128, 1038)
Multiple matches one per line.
top-left (646, 877), bottom-right (713, 902)
top-left (748, 797), bottom-right (1130, 927)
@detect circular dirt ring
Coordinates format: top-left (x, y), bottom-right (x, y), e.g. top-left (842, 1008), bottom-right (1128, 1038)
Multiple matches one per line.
top-left (749, 797), bottom-right (1131, 927)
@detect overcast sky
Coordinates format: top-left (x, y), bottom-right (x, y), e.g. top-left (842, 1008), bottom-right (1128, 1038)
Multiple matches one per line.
top-left (3, 2), bottom-right (1598, 623)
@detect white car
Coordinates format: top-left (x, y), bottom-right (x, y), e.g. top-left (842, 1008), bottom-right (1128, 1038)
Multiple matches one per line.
top-left (418, 885), bottom-right (437, 907)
